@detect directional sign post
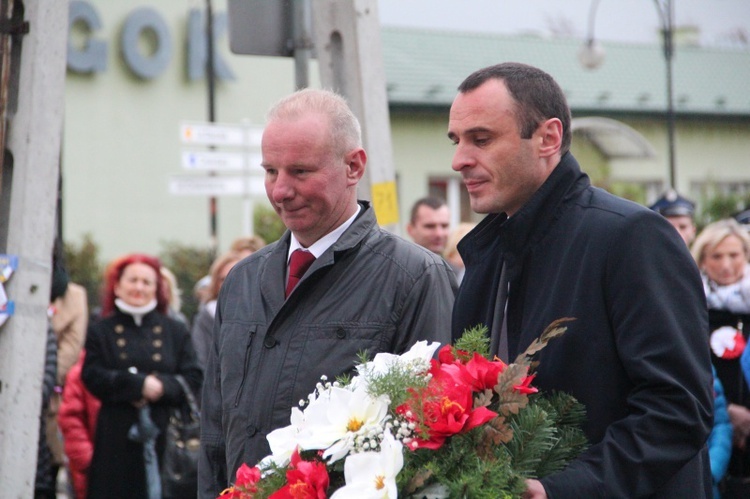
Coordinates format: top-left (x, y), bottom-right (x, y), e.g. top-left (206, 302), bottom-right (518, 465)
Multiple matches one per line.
top-left (168, 175), bottom-right (265, 197)
top-left (181, 150), bottom-right (245, 171)
top-left (180, 121), bottom-right (264, 148)
top-left (175, 121), bottom-right (265, 240)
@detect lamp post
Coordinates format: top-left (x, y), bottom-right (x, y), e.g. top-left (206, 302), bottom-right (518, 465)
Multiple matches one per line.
top-left (579, 0), bottom-right (676, 190)
top-left (206, 0), bottom-right (218, 258)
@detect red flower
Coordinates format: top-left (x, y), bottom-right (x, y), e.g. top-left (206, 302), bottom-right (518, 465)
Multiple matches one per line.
top-left (436, 345), bottom-right (535, 396)
top-left (436, 346), bottom-right (508, 393)
top-left (513, 373), bottom-right (538, 395)
top-left (269, 449), bottom-right (329, 499)
top-left (462, 353), bottom-right (507, 392)
top-left (219, 464), bottom-right (262, 498)
top-left (398, 364), bottom-right (497, 450)
top-left (237, 464), bottom-right (262, 488)
top-left (437, 344), bottom-right (461, 364)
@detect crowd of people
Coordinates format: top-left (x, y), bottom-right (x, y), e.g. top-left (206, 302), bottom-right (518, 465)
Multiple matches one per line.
top-left (35, 62), bottom-right (750, 499)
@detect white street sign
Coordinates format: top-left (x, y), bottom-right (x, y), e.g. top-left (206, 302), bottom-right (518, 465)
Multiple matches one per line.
top-left (169, 175), bottom-right (265, 197)
top-left (179, 151), bottom-right (264, 172)
top-left (181, 151), bottom-right (245, 171)
top-left (180, 121), bottom-right (264, 147)
top-left (180, 122), bottom-right (245, 146)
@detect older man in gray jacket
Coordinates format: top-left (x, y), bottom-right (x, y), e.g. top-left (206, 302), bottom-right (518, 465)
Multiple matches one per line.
top-left (198, 88), bottom-right (457, 498)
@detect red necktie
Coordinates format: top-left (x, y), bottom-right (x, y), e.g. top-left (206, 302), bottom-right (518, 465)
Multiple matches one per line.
top-left (285, 249), bottom-right (316, 297)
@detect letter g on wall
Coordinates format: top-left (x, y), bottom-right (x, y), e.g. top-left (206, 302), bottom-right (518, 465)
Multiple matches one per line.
top-left (68, 1), bottom-right (107, 74)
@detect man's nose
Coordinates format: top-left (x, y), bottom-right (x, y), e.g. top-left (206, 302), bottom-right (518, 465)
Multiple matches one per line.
top-left (270, 172), bottom-right (293, 203)
top-left (452, 144), bottom-right (474, 172)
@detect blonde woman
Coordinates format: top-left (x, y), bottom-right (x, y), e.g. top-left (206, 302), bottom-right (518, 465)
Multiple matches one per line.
top-left (692, 218), bottom-right (750, 495)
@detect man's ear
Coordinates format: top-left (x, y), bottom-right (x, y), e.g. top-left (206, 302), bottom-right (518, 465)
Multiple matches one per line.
top-left (538, 118), bottom-right (563, 158)
top-left (345, 148), bottom-right (367, 185)
top-left (406, 223), bottom-right (416, 239)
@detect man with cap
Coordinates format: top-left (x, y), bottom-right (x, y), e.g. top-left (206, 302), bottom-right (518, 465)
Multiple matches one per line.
top-left (735, 208), bottom-right (750, 229)
top-left (650, 189), bottom-right (697, 246)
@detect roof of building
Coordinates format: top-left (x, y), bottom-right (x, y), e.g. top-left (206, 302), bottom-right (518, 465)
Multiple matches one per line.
top-left (381, 27), bottom-right (750, 116)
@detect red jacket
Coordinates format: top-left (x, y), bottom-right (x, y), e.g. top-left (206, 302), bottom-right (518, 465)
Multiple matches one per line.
top-left (58, 352), bottom-right (101, 499)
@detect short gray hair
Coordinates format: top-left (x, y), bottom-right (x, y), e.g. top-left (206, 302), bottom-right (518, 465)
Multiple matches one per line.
top-left (266, 88), bottom-right (362, 156)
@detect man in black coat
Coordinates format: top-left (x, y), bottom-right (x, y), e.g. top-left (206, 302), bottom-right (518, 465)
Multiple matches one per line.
top-left (448, 62), bottom-right (713, 498)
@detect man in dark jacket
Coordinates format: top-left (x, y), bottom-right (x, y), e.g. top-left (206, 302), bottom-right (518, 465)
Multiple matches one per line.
top-left (448, 62), bottom-right (713, 498)
top-left (198, 88), bottom-right (457, 498)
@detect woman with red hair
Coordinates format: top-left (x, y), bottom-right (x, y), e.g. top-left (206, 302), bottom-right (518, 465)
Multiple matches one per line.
top-left (82, 253), bottom-right (202, 498)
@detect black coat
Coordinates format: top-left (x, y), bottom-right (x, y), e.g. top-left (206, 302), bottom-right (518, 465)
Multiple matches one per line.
top-left (82, 309), bottom-right (202, 499)
top-left (453, 153), bottom-right (713, 498)
top-left (709, 308), bottom-right (750, 478)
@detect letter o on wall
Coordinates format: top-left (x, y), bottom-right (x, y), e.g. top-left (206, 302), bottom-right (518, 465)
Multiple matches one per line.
top-left (120, 7), bottom-right (172, 80)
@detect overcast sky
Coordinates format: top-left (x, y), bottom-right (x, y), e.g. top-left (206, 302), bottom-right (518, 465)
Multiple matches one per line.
top-left (378, 0), bottom-right (750, 48)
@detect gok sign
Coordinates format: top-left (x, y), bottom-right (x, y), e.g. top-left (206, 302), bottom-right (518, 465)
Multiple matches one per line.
top-left (67, 0), bottom-right (235, 81)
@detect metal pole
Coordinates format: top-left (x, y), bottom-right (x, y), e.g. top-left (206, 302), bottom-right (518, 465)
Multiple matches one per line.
top-left (292, 0), bottom-right (311, 89)
top-left (206, 0), bottom-right (217, 258)
top-left (663, 0), bottom-right (676, 189)
top-left (582, 0), bottom-right (678, 190)
top-left (654, 0), bottom-right (676, 189)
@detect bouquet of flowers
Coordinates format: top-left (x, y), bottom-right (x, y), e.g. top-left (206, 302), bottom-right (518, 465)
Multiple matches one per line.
top-left (220, 319), bottom-right (587, 499)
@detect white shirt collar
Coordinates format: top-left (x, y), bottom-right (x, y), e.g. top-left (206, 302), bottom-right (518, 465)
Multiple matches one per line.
top-left (287, 204), bottom-right (361, 263)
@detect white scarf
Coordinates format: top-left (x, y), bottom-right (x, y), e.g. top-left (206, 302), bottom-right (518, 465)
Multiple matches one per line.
top-left (703, 263), bottom-right (750, 314)
top-left (114, 298), bottom-right (157, 326)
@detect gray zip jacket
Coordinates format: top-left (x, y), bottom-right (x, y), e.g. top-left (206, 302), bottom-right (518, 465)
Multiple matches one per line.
top-left (198, 201), bottom-right (457, 497)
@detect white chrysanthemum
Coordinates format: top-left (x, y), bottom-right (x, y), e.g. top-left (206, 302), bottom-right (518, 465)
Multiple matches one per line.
top-left (330, 429), bottom-right (404, 499)
top-left (295, 385), bottom-right (390, 463)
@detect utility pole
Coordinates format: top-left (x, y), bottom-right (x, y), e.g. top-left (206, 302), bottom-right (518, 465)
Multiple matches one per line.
top-left (312, 0), bottom-right (401, 232)
top-left (292, 0), bottom-right (311, 89)
top-left (226, 0), bottom-right (401, 229)
top-left (0, 0), bottom-right (69, 494)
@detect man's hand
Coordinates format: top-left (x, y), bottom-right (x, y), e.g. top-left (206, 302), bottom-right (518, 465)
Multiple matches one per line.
top-left (728, 403), bottom-right (750, 450)
top-left (523, 479), bottom-right (548, 499)
top-left (142, 374), bottom-right (164, 402)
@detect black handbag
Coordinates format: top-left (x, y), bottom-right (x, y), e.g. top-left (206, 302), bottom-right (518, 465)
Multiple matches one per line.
top-left (161, 375), bottom-right (200, 498)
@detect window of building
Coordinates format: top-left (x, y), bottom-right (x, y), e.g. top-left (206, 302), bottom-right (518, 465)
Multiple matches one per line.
top-left (428, 177), bottom-right (478, 226)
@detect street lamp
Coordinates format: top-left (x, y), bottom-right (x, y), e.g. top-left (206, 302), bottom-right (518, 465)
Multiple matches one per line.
top-left (579, 0), bottom-right (677, 190)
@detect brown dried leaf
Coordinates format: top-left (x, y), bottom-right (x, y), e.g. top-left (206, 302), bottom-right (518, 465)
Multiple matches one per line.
top-left (488, 415), bottom-right (514, 444)
top-left (494, 364), bottom-right (531, 415)
top-left (477, 416), bottom-right (515, 459)
top-left (496, 389), bottom-right (529, 416)
top-left (474, 388), bottom-right (494, 408)
top-left (514, 317), bottom-right (576, 363)
top-left (405, 469), bottom-right (434, 494)
top-left (495, 363), bottom-right (528, 393)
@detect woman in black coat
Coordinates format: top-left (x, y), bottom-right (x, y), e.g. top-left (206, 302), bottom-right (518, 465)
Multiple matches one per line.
top-left (82, 253), bottom-right (202, 498)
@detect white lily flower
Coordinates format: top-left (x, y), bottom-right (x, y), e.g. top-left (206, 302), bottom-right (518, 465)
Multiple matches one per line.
top-left (330, 429), bottom-right (404, 499)
top-left (260, 406), bottom-right (306, 469)
top-left (374, 340), bottom-right (441, 373)
top-left (295, 385), bottom-right (390, 463)
top-left (401, 340), bottom-right (442, 363)
top-left (353, 340), bottom-right (441, 390)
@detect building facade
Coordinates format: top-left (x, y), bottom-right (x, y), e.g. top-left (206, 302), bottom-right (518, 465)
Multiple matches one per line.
top-left (62, 1), bottom-right (750, 261)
